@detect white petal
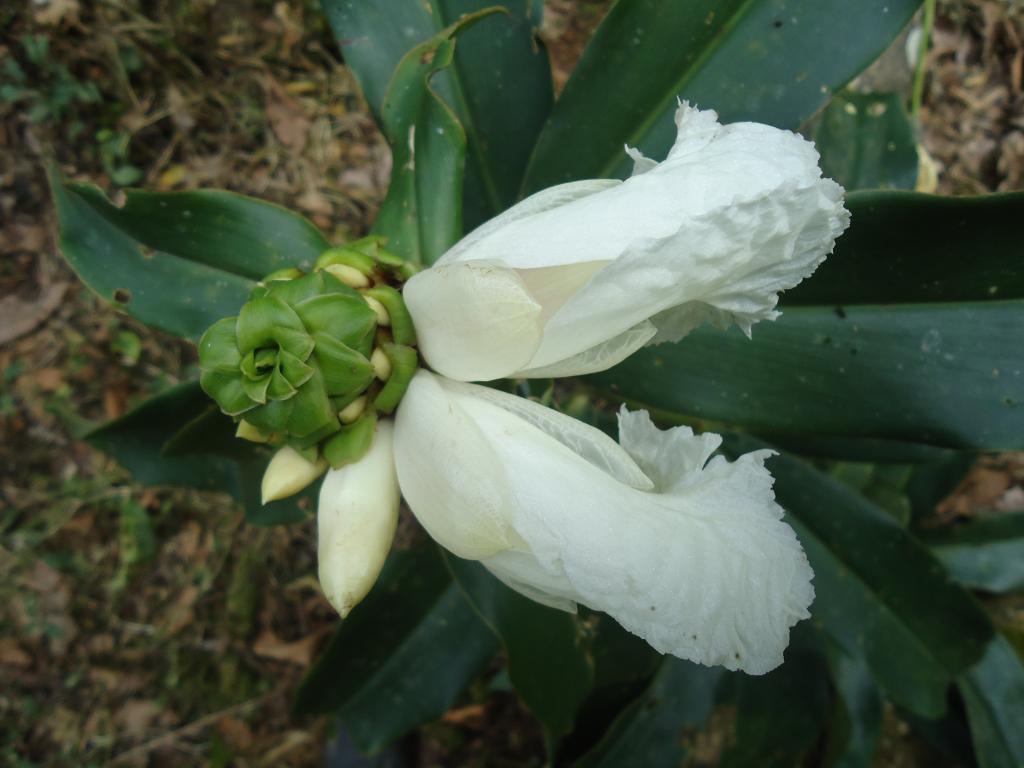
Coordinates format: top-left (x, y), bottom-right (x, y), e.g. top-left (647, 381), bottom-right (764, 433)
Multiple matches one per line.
top-left (515, 260), bottom-right (610, 326)
top-left (402, 260), bottom-right (543, 382)
top-left (482, 549), bottom-right (578, 613)
top-left (317, 422), bottom-right (400, 617)
top-left (438, 376), bottom-right (653, 490)
top-left (513, 320), bottom-right (656, 378)
top-left (439, 179), bottom-right (620, 266)
top-left (417, 380), bottom-right (814, 674)
top-left (415, 101), bottom-right (848, 378)
top-left (393, 371), bottom-right (524, 558)
top-left (626, 145), bottom-right (658, 176)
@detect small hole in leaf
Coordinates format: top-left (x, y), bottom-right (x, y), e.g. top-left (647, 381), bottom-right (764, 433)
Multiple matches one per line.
top-left (113, 288), bottom-right (131, 304)
top-left (772, 19), bottom-right (783, 29)
top-left (834, 306), bottom-right (847, 319)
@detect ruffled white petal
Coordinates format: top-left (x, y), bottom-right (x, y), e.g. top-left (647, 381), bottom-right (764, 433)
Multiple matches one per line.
top-left (399, 373), bottom-right (814, 674)
top-left (405, 102), bottom-right (849, 380)
top-left (317, 422), bottom-right (399, 617)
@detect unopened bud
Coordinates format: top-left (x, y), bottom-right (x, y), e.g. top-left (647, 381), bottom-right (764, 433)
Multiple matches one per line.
top-left (362, 286), bottom-right (416, 346)
top-left (372, 344), bottom-right (418, 414)
top-left (318, 422), bottom-right (399, 618)
top-left (323, 263), bottom-right (371, 289)
top-left (261, 446), bottom-right (328, 504)
top-left (262, 267), bottom-right (304, 283)
top-left (364, 295), bottom-right (390, 326)
top-left (338, 395), bottom-right (367, 424)
top-left (236, 420), bottom-right (271, 443)
top-left (370, 348), bottom-right (392, 380)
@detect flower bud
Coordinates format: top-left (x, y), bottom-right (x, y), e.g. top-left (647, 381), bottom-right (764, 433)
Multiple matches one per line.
top-left (199, 270), bottom-right (378, 443)
top-left (197, 239), bottom-right (422, 504)
top-left (236, 420), bottom-right (271, 443)
top-left (318, 421), bottom-right (399, 617)
top-left (262, 445), bottom-right (328, 504)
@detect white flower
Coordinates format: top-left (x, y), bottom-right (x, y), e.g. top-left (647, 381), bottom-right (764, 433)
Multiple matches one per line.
top-left (392, 371), bottom-right (814, 675)
top-left (310, 103), bottom-right (845, 674)
top-left (403, 102), bottom-right (850, 381)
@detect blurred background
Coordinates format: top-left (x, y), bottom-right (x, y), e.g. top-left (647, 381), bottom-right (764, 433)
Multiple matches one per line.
top-left (2, 0), bottom-right (1023, 765)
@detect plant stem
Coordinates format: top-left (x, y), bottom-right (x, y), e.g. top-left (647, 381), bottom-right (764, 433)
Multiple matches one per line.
top-left (911, 0), bottom-right (937, 122)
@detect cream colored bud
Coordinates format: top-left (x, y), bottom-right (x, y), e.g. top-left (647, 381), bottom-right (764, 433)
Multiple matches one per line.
top-left (318, 422), bottom-right (399, 617)
top-left (338, 395), bottom-right (367, 424)
top-left (323, 263), bottom-right (371, 289)
top-left (236, 420), bottom-right (271, 443)
top-left (363, 295), bottom-right (390, 326)
top-left (370, 347), bottom-right (392, 381)
top-left (261, 446), bottom-right (328, 504)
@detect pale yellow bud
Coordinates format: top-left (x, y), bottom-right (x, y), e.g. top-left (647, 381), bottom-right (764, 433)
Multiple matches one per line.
top-left (318, 422), bottom-right (399, 617)
top-left (363, 295), bottom-right (390, 326)
top-left (261, 446), bottom-right (328, 504)
top-left (323, 263), bottom-right (371, 289)
top-left (370, 347), bottom-right (391, 381)
top-left (338, 395), bottom-right (367, 424)
top-left (236, 420), bottom-right (270, 443)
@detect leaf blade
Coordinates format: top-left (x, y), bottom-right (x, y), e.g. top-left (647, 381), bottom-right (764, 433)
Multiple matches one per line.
top-left (294, 546), bottom-right (499, 753)
top-left (447, 556), bottom-right (594, 746)
top-left (524, 0), bottom-right (921, 190)
top-left (723, 438), bottom-right (993, 717)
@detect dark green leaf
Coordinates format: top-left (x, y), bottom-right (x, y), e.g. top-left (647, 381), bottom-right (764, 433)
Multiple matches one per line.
top-left (447, 556), bottom-right (593, 746)
top-left (370, 16), bottom-right (472, 264)
top-left (958, 634), bottom-right (1024, 768)
top-left (572, 659), bottom-right (720, 768)
top-left (555, 612), bottom-right (661, 766)
top-left (51, 180), bottom-right (250, 340)
top-left (86, 382), bottom-right (242, 492)
top-left (294, 546), bottom-right (498, 753)
top-left (723, 437), bottom-right (991, 717)
top-left (785, 192), bottom-right (1024, 306)
top-left (720, 633), bottom-right (830, 768)
top-left (89, 382), bottom-right (309, 527)
top-left (589, 301), bottom-right (1024, 450)
top-left (924, 513), bottom-right (1024, 593)
top-left (585, 611), bottom-right (661, 691)
top-left (161, 404), bottom-right (251, 460)
top-left (321, 0), bottom-right (552, 229)
top-left (899, 706), bottom-right (977, 766)
top-left (905, 452), bottom-right (975, 523)
top-left (769, 434), bottom-right (961, 464)
top-left (64, 187), bottom-right (328, 278)
top-left (814, 91), bottom-right (918, 191)
top-left (50, 169), bottom-right (329, 340)
top-left (235, 457), bottom-right (312, 527)
top-left (524, 0), bottom-right (921, 190)
top-left (824, 649), bottom-right (883, 768)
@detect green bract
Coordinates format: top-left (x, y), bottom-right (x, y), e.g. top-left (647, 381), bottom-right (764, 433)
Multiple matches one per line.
top-left (197, 243), bottom-right (420, 470)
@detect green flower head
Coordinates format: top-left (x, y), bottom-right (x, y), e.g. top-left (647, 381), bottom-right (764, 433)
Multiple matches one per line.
top-left (198, 238), bottom-right (419, 471)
